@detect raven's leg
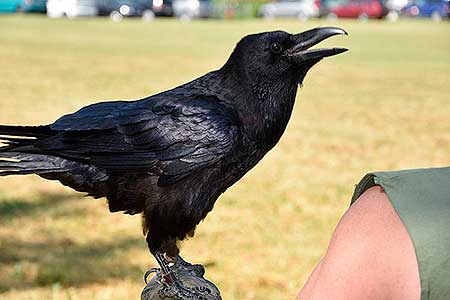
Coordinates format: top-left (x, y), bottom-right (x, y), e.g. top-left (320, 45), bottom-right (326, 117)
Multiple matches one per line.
top-left (144, 233), bottom-right (178, 285)
top-left (144, 250), bottom-right (178, 285)
top-left (155, 251), bottom-right (177, 285)
top-left (144, 235), bottom-right (213, 298)
top-left (145, 253), bottom-right (216, 299)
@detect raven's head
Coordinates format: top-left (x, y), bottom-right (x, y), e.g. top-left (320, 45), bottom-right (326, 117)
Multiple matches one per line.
top-left (218, 27), bottom-right (347, 143)
top-left (221, 27), bottom-right (348, 93)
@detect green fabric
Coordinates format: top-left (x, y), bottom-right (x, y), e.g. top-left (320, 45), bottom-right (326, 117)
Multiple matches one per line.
top-left (351, 167), bottom-right (450, 300)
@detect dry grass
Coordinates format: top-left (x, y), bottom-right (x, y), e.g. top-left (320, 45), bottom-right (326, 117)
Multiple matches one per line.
top-left (0, 15), bottom-right (449, 300)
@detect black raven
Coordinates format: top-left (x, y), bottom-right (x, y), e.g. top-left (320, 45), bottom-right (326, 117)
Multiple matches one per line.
top-left (0, 27), bottom-right (347, 289)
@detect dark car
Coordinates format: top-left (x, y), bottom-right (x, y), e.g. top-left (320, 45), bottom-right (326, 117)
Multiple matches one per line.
top-left (320, 0), bottom-right (389, 18)
top-left (151, 0), bottom-right (173, 16)
top-left (401, 0), bottom-right (449, 20)
top-left (96, 0), bottom-right (154, 19)
top-left (21, 0), bottom-right (47, 12)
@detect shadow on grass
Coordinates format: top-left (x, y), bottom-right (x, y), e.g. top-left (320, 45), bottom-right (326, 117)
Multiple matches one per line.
top-left (0, 192), bottom-right (147, 293)
top-left (0, 235), bottom-right (145, 293)
top-left (0, 192), bottom-right (81, 224)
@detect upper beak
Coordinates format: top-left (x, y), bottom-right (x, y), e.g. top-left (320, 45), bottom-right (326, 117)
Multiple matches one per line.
top-left (288, 27), bottom-right (348, 62)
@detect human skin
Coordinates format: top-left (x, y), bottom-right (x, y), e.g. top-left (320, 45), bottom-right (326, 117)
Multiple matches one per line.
top-left (297, 186), bottom-right (420, 300)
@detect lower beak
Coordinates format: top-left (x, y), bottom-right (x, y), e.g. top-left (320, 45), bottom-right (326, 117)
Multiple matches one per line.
top-left (288, 27), bottom-right (348, 62)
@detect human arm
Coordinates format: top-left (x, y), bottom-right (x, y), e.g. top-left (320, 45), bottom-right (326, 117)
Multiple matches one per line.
top-left (297, 186), bottom-right (420, 300)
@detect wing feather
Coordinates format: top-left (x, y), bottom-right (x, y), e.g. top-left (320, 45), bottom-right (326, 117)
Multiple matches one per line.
top-left (44, 95), bottom-right (240, 186)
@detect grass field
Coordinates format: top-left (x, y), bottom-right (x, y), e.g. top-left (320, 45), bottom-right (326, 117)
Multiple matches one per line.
top-left (0, 15), bottom-right (449, 300)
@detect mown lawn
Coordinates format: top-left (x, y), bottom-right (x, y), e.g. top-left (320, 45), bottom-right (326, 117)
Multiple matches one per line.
top-left (0, 15), bottom-right (449, 300)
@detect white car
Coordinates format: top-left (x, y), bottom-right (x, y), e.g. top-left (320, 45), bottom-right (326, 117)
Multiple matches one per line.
top-left (173, 0), bottom-right (214, 19)
top-left (47, 0), bottom-right (98, 18)
top-left (259, 0), bottom-right (320, 20)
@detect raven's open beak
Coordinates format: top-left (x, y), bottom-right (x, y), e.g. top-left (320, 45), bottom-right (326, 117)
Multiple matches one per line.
top-left (288, 27), bottom-right (348, 63)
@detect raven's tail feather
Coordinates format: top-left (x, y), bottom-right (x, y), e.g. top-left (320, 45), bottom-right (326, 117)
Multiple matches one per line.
top-left (0, 125), bottom-right (53, 151)
top-left (0, 125), bottom-right (53, 138)
top-left (0, 151), bottom-right (109, 197)
top-left (0, 152), bottom-right (68, 176)
top-left (0, 125), bottom-right (60, 176)
top-left (0, 125), bottom-right (110, 201)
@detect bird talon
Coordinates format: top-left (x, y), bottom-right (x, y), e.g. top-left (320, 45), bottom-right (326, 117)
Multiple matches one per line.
top-left (144, 267), bottom-right (160, 284)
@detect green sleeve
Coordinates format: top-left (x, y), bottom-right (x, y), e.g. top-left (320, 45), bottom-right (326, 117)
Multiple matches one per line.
top-left (351, 167), bottom-right (450, 300)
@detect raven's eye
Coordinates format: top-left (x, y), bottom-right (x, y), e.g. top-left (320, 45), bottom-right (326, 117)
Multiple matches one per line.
top-left (270, 42), bottom-right (283, 54)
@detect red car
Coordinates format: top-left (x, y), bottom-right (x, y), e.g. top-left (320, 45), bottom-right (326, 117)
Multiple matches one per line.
top-left (320, 0), bottom-right (389, 18)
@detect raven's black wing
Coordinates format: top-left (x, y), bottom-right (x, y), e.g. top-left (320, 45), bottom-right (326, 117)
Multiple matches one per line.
top-left (43, 95), bottom-right (240, 186)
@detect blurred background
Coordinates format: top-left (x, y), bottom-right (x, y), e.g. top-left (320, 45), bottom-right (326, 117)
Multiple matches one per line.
top-left (0, 2), bottom-right (449, 300)
top-left (1, 0), bottom-right (450, 20)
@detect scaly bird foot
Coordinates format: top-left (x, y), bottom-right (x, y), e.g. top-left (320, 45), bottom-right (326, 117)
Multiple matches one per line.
top-left (175, 255), bottom-right (205, 277)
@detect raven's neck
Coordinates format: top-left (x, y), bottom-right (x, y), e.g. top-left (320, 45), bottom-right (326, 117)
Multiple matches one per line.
top-left (208, 68), bottom-right (299, 150)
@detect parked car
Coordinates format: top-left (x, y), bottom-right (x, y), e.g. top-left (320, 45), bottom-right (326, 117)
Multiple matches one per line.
top-left (384, 0), bottom-right (409, 20)
top-left (21, 0), bottom-right (47, 12)
top-left (47, 0), bottom-right (98, 17)
top-left (173, 0), bottom-right (214, 19)
top-left (96, 0), bottom-right (154, 20)
top-left (259, 0), bottom-right (320, 20)
top-left (385, 0), bottom-right (409, 11)
top-left (0, 0), bottom-right (22, 13)
top-left (151, 0), bottom-right (173, 16)
top-left (401, 0), bottom-right (449, 20)
top-left (320, 0), bottom-right (388, 19)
